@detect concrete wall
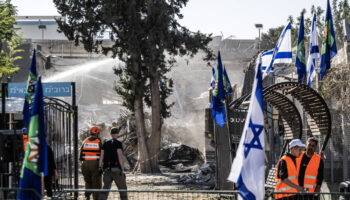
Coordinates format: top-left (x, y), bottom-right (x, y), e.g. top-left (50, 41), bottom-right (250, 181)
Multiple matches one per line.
top-left (15, 16), bottom-right (67, 40)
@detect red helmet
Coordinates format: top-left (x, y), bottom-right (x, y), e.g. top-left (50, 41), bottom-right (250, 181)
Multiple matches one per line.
top-left (89, 126), bottom-right (101, 135)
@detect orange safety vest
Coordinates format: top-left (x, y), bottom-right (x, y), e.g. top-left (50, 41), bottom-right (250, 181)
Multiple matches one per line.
top-left (23, 134), bottom-right (28, 152)
top-left (296, 152), bottom-right (321, 192)
top-left (81, 138), bottom-right (101, 161)
top-left (275, 155), bottom-right (299, 199)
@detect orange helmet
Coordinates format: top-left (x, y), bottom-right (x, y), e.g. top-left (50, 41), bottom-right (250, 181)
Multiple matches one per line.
top-left (89, 126), bottom-right (101, 135)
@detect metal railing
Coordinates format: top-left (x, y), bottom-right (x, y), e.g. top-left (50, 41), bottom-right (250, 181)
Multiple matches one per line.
top-left (2, 188), bottom-right (350, 200)
top-left (58, 189), bottom-right (238, 199)
top-left (0, 187), bottom-right (41, 199)
top-left (267, 191), bottom-right (350, 200)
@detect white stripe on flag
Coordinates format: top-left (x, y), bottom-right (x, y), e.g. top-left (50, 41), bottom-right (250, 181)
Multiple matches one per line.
top-left (228, 53), bottom-right (265, 200)
top-left (261, 50), bottom-right (273, 72)
top-left (307, 13), bottom-right (320, 87)
top-left (263, 23), bottom-right (292, 79)
top-left (210, 67), bottom-right (216, 90)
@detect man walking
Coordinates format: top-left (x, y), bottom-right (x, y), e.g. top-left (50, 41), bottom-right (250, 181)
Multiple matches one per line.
top-left (80, 126), bottom-right (102, 200)
top-left (275, 139), bottom-right (306, 200)
top-left (99, 127), bottom-right (127, 200)
top-left (297, 137), bottom-right (323, 200)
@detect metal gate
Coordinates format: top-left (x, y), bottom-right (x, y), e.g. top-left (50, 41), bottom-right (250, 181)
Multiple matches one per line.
top-left (44, 96), bottom-right (78, 198)
top-left (0, 82), bottom-right (78, 199)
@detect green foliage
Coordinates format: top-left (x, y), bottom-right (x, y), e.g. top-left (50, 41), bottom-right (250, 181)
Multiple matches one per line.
top-left (0, 33), bottom-right (26, 81)
top-left (0, 0), bottom-right (24, 82)
top-left (260, 26), bottom-right (284, 50)
top-left (0, 0), bottom-right (17, 42)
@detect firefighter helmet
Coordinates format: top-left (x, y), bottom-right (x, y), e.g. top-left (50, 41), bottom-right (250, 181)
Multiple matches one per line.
top-left (89, 126), bottom-right (101, 135)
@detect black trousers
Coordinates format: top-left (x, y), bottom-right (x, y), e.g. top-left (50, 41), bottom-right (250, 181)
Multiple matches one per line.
top-left (44, 175), bottom-right (53, 197)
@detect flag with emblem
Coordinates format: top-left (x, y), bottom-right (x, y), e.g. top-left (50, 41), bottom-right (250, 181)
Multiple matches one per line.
top-left (228, 53), bottom-right (265, 200)
top-left (320, 0), bottom-right (337, 79)
top-left (18, 76), bottom-right (48, 200)
top-left (296, 13), bottom-right (306, 83)
top-left (223, 67), bottom-right (233, 95)
top-left (22, 49), bottom-right (38, 127)
top-left (210, 51), bottom-right (226, 127)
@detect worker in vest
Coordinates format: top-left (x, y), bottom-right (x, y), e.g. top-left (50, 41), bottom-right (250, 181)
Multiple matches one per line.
top-left (22, 127), bottom-right (28, 152)
top-left (80, 126), bottom-right (102, 200)
top-left (275, 139), bottom-right (306, 200)
top-left (296, 137), bottom-right (323, 200)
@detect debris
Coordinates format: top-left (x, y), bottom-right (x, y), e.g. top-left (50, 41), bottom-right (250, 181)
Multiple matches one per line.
top-left (177, 163), bottom-right (216, 189)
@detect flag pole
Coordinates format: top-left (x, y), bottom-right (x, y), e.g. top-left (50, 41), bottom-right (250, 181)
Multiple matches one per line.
top-left (225, 96), bottom-right (230, 130)
top-left (224, 95), bottom-right (233, 158)
top-left (41, 172), bottom-right (45, 197)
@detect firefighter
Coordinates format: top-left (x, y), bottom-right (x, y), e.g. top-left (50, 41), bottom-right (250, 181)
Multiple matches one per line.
top-left (22, 127), bottom-right (28, 152)
top-left (80, 126), bottom-right (102, 200)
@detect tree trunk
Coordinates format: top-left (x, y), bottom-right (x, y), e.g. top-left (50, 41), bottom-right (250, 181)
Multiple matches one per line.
top-left (134, 96), bottom-right (152, 173)
top-left (131, 59), bottom-right (152, 173)
top-left (148, 69), bottom-right (161, 173)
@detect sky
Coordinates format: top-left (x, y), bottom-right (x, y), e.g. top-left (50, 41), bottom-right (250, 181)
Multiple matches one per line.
top-left (11, 0), bottom-right (327, 39)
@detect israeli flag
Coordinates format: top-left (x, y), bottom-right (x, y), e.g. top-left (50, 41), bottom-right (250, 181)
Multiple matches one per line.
top-left (228, 54), bottom-right (265, 200)
top-left (306, 13), bottom-right (320, 87)
top-left (210, 67), bottom-right (216, 90)
top-left (263, 23), bottom-right (292, 78)
top-left (261, 50), bottom-right (273, 72)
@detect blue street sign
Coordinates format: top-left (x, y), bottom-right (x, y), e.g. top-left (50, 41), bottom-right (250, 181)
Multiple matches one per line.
top-left (8, 82), bottom-right (72, 98)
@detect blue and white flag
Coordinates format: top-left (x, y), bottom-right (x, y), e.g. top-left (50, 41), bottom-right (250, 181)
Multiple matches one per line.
top-left (263, 23), bottom-right (292, 78)
top-left (307, 13), bottom-right (320, 87)
top-left (228, 54), bottom-right (265, 200)
top-left (261, 50), bottom-right (273, 72)
top-left (210, 67), bottom-right (216, 90)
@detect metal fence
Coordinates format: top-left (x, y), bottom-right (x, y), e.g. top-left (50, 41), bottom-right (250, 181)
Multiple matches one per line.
top-left (2, 188), bottom-right (350, 200)
top-left (44, 96), bottom-right (78, 194)
top-left (267, 192), bottom-right (350, 200)
top-left (0, 187), bottom-right (41, 199)
top-left (57, 189), bottom-right (238, 200)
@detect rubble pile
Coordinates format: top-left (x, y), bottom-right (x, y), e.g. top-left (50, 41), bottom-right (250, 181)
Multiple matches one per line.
top-left (158, 143), bottom-right (204, 172)
top-left (79, 113), bottom-right (209, 175)
top-left (177, 163), bottom-right (216, 190)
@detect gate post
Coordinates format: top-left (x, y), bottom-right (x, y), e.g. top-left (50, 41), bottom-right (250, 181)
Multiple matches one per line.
top-left (72, 82), bottom-right (78, 200)
top-left (1, 83), bottom-right (7, 130)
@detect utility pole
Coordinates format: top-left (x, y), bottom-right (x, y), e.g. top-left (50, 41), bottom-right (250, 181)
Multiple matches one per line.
top-left (255, 24), bottom-right (263, 51)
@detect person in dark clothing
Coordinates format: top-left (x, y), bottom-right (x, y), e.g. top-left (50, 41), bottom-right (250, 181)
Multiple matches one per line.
top-left (99, 127), bottom-right (127, 200)
top-left (44, 145), bottom-right (58, 198)
top-left (275, 139), bottom-right (306, 200)
top-left (297, 137), bottom-right (323, 200)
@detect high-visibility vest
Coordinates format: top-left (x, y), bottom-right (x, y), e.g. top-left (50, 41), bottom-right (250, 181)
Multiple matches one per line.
top-left (81, 138), bottom-right (101, 161)
top-left (23, 134), bottom-right (28, 152)
top-left (296, 152), bottom-right (321, 192)
top-left (275, 155), bottom-right (299, 199)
